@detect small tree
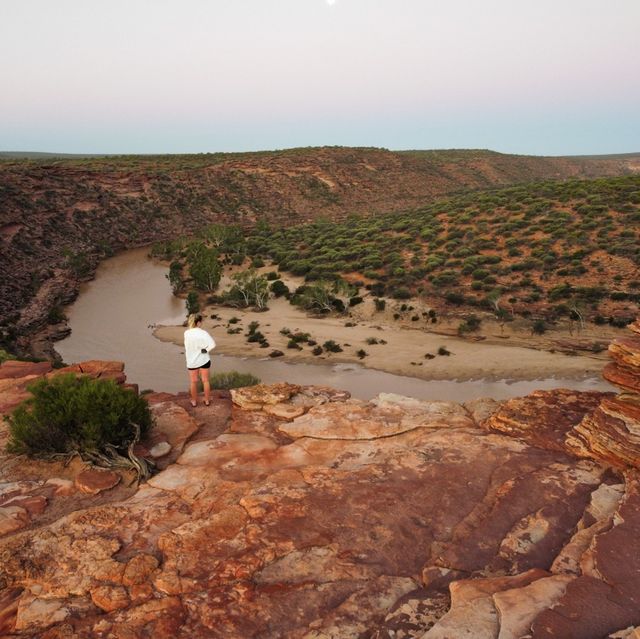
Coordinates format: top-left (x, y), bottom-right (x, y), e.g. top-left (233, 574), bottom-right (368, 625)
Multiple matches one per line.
top-left (166, 260), bottom-right (184, 294)
top-left (225, 268), bottom-right (270, 309)
top-left (294, 280), bottom-right (354, 314)
top-left (188, 246), bottom-right (222, 292)
top-left (186, 291), bottom-right (200, 315)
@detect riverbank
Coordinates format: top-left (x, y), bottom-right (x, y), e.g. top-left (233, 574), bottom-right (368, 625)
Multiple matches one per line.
top-left (154, 282), bottom-right (615, 383)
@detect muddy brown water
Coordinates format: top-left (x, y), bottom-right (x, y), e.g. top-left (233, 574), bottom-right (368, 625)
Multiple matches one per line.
top-left (56, 248), bottom-right (615, 401)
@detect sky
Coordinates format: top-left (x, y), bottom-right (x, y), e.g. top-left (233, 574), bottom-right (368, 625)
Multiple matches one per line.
top-left (1, 0), bottom-right (639, 156)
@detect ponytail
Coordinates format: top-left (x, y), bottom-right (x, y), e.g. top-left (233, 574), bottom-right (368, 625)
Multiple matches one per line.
top-left (187, 313), bottom-right (202, 329)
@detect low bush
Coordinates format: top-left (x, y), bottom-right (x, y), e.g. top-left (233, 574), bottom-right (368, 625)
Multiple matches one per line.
top-left (323, 340), bottom-right (343, 353)
top-left (531, 319), bottom-right (547, 335)
top-left (209, 371), bottom-right (260, 390)
top-left (6, 374), bottom-right (152, 477)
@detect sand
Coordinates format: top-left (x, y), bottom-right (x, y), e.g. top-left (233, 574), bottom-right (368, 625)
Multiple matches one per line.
top-left (153, 269), bottom-right (617, 382)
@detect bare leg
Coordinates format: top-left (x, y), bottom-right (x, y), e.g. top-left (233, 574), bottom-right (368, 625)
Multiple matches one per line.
top-left (189, 368), bottom-right (199, 406)
top-left (200, 367), bottom-right (211, 405)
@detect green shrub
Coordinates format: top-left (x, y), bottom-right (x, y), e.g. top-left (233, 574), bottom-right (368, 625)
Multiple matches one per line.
top-left (531, 319), bottom-right (547, 335)
top-left (392, 287), bottom-right (412, 300)
top-left (269, 280), bottom-right (290, 297)
top-left (458, 314), bottom-right (482, 334)
top-left (6, 374), bottom-right (152, 466)
top-left (323, 340), bottom-right (343, 353)
top-left (209, 371), bottom-right (260, 390)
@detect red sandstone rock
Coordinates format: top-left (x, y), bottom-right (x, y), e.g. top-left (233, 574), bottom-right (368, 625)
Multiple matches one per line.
top-left (48, 360), bottom-right (125, 382)
top-left (74, 469), bottom-right (120, 495)
top-left (122, 554), bottom-right (159, 586)
top-left (146, 401), bottom-right (199, 468)
top-left (529, 472), bottom-right (640, 638)
top-left (3, 361), bottom-right (640, 638)
top-left (484, 389), bottom-right (608, 453)
top-left (493, 574), bottom-right (573, 639)
top-left (263, 402), bottom-right (306, 421)
top-left (423, 569), bottom-right (549, 638)
top-left (90, 585), bottom-right (130, 612)
top-left (567, 397), bottom-right (640, 468)
top-left (230, 382), bottom-right (301, 409)
top-left (603, 334), bottom-right (640, 394)
top-left (44, 478), bottom-right (76, 496)
top-left (604, 361), bottom-right (640, 393)
top-left (0, 360), bottom-right (52, 380)
top-left (280, 397), bottom-right (473, 440)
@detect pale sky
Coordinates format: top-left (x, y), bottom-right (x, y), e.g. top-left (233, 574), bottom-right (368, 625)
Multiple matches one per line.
top-left (1, 0), bottom-right (639, 155)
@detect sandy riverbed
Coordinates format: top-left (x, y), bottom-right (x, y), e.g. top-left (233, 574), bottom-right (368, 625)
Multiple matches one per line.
top-left (153, 269), bottom-right (616, 382)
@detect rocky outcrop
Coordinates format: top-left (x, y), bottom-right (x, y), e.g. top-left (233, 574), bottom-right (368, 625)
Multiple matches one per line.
top-left (567, 320), bottom-right (640, 469)
top-left (1, 342), bottom-right (640, 637)
top-left (483, 389), bottom-right (608, 453)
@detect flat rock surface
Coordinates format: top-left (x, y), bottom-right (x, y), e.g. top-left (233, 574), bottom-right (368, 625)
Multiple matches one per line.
top-left (1, 355), bottom-right (639, 638)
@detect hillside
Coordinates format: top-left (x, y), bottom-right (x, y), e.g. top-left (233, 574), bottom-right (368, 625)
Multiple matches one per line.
top-left (1, 146), bottom-right (639, 357)
top-left (240, 175), bottom-right (640, 326)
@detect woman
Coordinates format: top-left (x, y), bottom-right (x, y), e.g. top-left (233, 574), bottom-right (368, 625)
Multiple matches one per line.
top-left (184, 313), bottom-right (216, 407)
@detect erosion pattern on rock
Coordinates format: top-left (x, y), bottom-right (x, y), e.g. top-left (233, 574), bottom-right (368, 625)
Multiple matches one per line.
top-left (1, 337), bottom-right (640, 638)
top-left (567, 319), bottom-right (640, 469)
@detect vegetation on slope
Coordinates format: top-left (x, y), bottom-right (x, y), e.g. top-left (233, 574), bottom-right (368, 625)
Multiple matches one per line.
top-left (160, 175), bottom-right (640, 326)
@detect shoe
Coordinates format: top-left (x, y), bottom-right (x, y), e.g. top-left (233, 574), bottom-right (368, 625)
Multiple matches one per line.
top-left (190, 400), bottom-right (197, 408)
top-left (204, 400), bottom-right (211, 407)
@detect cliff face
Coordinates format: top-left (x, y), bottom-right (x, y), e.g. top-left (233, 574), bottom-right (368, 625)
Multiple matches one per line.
top-left (1, 319), bottom-right (639, 637)
top-left (2, 147), bottom-right (639, 357)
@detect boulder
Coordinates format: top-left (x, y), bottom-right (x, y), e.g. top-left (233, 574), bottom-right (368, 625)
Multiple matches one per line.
top-left (230, 382), bottom-right (301, 409)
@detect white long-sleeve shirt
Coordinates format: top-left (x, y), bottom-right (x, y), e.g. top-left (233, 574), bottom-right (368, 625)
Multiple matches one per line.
top-left (184, 327), bottom-right (216, 369)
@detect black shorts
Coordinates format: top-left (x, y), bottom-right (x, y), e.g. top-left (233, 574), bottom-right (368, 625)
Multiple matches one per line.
top-left (188, 360), bottom-right (211, 371)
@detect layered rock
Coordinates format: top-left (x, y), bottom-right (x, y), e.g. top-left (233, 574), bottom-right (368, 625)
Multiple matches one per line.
top-left (483, 389), bottom-right (608, 453)
top-left (567, 319), bottom-right (640, 469)
top-left (1, 356), bottom-right (640, 637)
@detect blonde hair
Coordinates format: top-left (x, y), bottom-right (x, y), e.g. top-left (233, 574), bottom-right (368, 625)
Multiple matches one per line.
top-left (187, 313), bottom-right (202, 329)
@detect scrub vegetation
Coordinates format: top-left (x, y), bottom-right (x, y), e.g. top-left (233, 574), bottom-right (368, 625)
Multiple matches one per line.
top-left (157, 175), bottom-right (640, 327)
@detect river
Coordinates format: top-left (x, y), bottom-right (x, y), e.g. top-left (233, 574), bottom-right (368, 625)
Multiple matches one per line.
top-left (56, 248), bottom-right (615, 401)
